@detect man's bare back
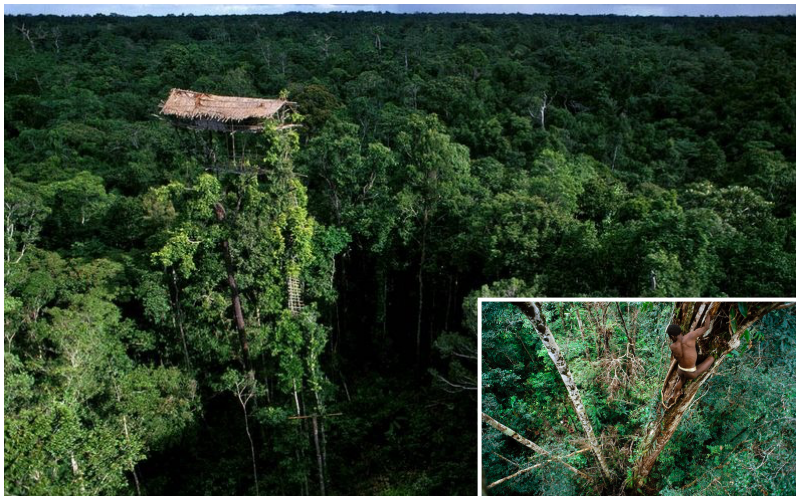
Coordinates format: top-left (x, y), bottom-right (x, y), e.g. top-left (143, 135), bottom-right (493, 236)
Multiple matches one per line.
top-left (668, 315), bottom-right (715, 383)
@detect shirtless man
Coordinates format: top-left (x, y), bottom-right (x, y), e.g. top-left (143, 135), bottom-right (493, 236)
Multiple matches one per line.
top-left (667, 314), bottom-right (715, 396)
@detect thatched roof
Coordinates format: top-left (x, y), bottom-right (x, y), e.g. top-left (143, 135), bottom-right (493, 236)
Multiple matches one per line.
top-left (160, 88), bottom-right (294, 128)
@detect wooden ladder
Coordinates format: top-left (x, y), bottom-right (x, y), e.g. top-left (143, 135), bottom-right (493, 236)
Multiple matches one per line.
top-left (287, 276), bottom-right (303, 314)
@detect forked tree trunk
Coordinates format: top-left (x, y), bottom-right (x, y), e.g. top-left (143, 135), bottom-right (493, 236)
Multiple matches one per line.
top-left (513, 302), bottom-right (612, 481)
top-left (630, 301), bottom-right (785, 490)
top-left (234, 379), bottom-right (259, 495)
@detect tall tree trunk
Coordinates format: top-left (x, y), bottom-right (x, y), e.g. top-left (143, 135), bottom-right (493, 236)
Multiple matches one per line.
top-left (311, 416), bottom-right (325, 495)
top-left (513, 302), bottom-right (612, 481)
top-left (291, 378), bottom-right (310, 492)
top-left (314, 391), bottom-right (329, 494)
top-left (630, 301), bottom-right (785, 490)
top-left (214, 202), bottom-right (251, 373)
top-left (243, 406), bottom-right (259, 495)
top-left (235, 380), bottom-right (259, 495)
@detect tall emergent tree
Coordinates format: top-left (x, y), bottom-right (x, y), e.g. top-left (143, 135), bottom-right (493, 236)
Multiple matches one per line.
top-left (147, 118), bottom-right (342, 494)
top-left (396, 114), bottom-right (472, 361)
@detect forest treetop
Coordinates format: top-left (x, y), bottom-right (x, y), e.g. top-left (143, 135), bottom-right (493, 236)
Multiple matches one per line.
top-left (2, 11), bottom-right (794, 494)
top-left (5, 12), bottom-right (794, 296)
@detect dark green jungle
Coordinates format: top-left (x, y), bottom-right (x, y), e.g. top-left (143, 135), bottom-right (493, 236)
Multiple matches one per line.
top-left (4, 11), bottom-right (795, 495)
top-left (482, 302), bottom-right (796, 495)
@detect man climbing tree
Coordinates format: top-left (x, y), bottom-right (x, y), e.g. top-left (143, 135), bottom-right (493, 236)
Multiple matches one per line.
top-left (663, 315), bottom-right (715, 405)
top-left (482, 301), bottom-right (795, 495)
top-left (630, 301), bottom-right (788, 491)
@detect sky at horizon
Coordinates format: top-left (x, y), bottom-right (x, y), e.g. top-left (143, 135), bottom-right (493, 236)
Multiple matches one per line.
top-left (3, 3), bottom-right (796, 17)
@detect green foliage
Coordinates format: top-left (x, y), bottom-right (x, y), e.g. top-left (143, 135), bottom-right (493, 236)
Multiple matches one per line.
top-left (5, 403), bottom-right (143, 495)
top-left (5, 10), bottom-right (794, 495)
top-left (483, 302), bottom-right (796, 495)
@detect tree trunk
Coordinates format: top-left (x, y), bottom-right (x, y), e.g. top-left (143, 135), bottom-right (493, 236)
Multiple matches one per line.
top-left (482, 413), bottom-right (591, 481)
top-left (557, 303), bottom-right (571, 359)
top-left (487, 448), bottom-right (591, 489)
top-left (214, 202), bottom-right (251, 373)
top-left (314, 391), bottom-right (329, 493)
top-left (630, 301), bottom-right (784, 490)
top-left (513, 302), bottom-right (612, 481)
top-left (243, 406), bottom-right (259, 495)
top-left (234, 380), bottom-right (259, 495)
top-left (311, 416), bottom-right (325, 495)
top-left (482, 412), bottom-right (549, 455)
top-left (292, 379), bottom-right (301, 416)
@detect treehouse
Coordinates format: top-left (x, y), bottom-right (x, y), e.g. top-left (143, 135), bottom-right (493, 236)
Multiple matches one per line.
top-left (160, 88), bottom-right (297, 172)
top-left (161, 88), bottom-right (304, 314)
top-left (160, 88), bottom-right (296, 133)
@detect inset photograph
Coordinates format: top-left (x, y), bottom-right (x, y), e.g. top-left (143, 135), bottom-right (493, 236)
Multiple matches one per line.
top-left (481, 301), bottom-right (796, 495)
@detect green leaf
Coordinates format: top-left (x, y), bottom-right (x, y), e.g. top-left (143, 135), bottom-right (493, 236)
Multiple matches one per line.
top-left (737, 302), bottom-right (748, 318)
top-left (730, 314), bottom-right (737, 333)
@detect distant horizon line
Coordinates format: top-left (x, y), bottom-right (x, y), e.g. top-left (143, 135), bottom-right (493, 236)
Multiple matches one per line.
top-left (4, 10), bottom-right (797, 18)
top-left (3, 3), bottom-right (796, 19)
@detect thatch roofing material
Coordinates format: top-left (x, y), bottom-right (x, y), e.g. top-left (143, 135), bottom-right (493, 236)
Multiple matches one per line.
top-left (160, 88), bottom-right (293, 123)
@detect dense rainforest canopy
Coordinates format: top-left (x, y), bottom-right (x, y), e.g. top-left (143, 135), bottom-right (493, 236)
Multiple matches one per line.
top-left (481, 301), bottom-right (796, 495)
top-left (3, 11), bottom-right (795, 495)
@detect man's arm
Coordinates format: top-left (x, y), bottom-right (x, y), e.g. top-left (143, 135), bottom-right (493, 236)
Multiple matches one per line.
top-left (686, 314), bottom-right (712, 341)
